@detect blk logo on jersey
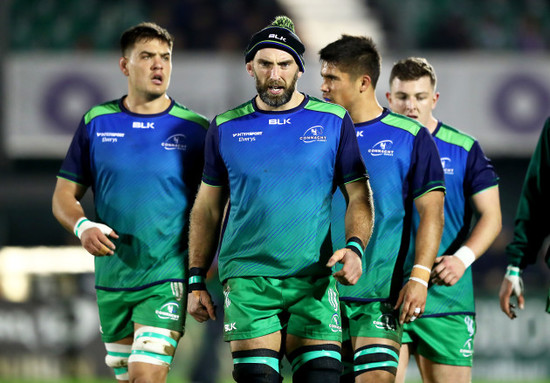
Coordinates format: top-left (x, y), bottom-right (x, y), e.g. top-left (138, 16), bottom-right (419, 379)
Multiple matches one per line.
top-left (300, 125), bottom-right (327, 143)
top-left (441, 157), bottom-right (454, 175)
top-left (155, 302), bottom-right (180, 321)
top-left (368, 140), bottom-right (394, 157)
top-left (162, 134), bottom-right (187, 151)
top-left (133, 121), bottom-right (155, 129)
top-left (269, 118), bottom-right (291, 125)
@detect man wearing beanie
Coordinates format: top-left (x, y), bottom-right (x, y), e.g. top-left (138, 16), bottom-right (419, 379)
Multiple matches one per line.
top-left (187, 16), bottom-right (374, 383)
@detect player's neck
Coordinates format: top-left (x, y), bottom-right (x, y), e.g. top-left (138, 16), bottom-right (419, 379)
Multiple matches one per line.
top-left (124, 93), bottom-right (171, 115)
top-left (349, 97), bottom-right (383, 125)
top-left (425, 116), bottom-right (439, 133)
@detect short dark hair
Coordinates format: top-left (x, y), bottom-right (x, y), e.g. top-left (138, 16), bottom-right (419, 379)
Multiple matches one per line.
top-left (120, 22), bottom-right (173, 56)
top-left (319, 35), bottom-right (381, 88)
top-left (389, 57), bottom-right (437, 89)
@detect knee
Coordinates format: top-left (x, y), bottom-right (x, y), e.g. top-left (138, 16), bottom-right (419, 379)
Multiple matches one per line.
top-left (287, 344), bottom-right (343, 383)
top-left (232, 349), bottom-right (282, 383)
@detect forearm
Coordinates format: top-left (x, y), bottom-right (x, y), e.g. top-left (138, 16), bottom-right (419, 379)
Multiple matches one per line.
top-left (413, 192), bottom-right (444, 269)
top-left (344, 180), bottom-right (374, 246)
top-left (463, 213), bottom-right (502, 260)
top-left (52, 179), bottom-right (87, 234)
top-left (188, 189), bottom-right (226, 270)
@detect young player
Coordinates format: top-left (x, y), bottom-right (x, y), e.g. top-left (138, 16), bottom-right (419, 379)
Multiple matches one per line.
top-left (387, 57), bottom-right (501, 383)
top-left (52, 22), bottom-right (209, 383)
top-left (319, 35), bottom-right (445, 383)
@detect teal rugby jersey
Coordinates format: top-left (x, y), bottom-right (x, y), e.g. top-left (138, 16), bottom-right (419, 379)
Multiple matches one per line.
top-left (404, 122), bottom-right (498, 316)
top-left (58, 98), bottom-right (209, 290)
top-left (203, 95), bottom-right (367, 282)
top-left (332, 109), bottom-right (445, 302)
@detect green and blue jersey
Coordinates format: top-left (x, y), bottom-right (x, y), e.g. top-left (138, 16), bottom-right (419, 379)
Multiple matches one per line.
top-left (58, 97), bottom-right (209, 291)
top-left (405, 121), bottom-right (499, 316)
top-left (333, 109), bottom-right (445, 302)
top-left (203, 95), bottom-right (367, 282)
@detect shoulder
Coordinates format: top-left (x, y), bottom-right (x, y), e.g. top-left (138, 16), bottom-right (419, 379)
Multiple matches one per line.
top-left (380, 111), bottom-right (424, 136)
top-left (84, 99), bottom-right (121, 125)
top-left (170, 101), bottom-right (209, 129)
top-left (303, 96), bottom-right (347, 119)
top-left (215, 100), bottom-right (256, 126)
top-left (435, 123), bottom-right (476, 152)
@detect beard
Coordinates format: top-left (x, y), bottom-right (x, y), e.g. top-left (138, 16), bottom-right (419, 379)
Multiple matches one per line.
top-left (255, 71), bottom-right (299, 108)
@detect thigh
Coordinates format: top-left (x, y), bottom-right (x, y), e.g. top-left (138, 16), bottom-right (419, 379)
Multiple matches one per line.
top-left (417, 355), bottom-right (471, 383)
top-left (222, 277), bottom-right (284, 342)
top-left (286, 275), bottom-right (343, 342)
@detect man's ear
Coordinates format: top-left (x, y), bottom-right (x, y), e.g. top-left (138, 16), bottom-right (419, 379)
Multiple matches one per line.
top-left (119, 57), bottom-right (129, 76)
top-left (246, 62), bottom-right (255, 78)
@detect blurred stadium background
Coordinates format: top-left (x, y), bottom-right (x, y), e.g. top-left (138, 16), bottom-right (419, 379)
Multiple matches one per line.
top-left (1, 0), bottom-right (549, 382)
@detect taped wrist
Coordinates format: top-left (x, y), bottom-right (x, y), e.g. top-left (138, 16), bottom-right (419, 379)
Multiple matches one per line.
top-left (345, 237), bottom-right (364, 258)
top-left (74, 217), bottom-right (113, 239)
top-left (409, 264), bottom-right (430, 287)
top-left (505, 265), bottom-right (524, 296)
top-left (454, 246), bottom-right (476, 268)
top-left (188, 267), bottom-right (207, 291)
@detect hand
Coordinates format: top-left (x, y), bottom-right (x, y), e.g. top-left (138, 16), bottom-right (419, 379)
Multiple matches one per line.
top-left (326, 248), bottom-right (362, 285)
top-left (499, 267), bottom-right (524, 319)
top-left (80, 225), bottom-right (118, 256)
top-left (430, 255), bottom-right (466, 286)
top-left (394, 279), bottom-right (427, 324)
top-left (188, 289), bottom-right (217, 322)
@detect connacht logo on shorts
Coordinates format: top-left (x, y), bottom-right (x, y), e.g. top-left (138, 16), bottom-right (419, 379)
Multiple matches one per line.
top-left (223, 286), bottom-right (231, 308)
top-left (155, 302), bottom-right (180, 321)
top-left (328, 288), bottom-right (339, 312)
top-left (464, 316), bottom-right (475, 336)
top-left (460, 338), bottom-right (474, 357)
top-left (162, 134), bottom-right (187, 151)
top-left (300, 125), bottom-right (327, 143)
top-left (329, 313), bottom-right (342, 333)
top-left (373, 313), bottom-right (397, 331)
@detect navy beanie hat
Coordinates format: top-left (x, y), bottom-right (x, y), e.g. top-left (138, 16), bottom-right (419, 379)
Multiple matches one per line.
top-left (244, 15), bottom-right (305, 72)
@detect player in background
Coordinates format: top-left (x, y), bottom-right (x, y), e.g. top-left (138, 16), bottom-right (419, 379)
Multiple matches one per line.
top-left (387, 57), bottom-right (501, 383)
top-left (319, 35), bottom-right (445, 383)
top-left (500, 117), bottom-right (550, 319)
top-left (52, 22), bottom-right (209, 383)
top-left (187, 16), bottom-right (374, 383)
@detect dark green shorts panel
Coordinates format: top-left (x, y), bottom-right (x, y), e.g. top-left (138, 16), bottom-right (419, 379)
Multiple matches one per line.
top-left (223, 276), bottom-right (342, 342)
top-left (96, 282), bottom-right (187, 343)
top-left (402, 315), bottom-right (476, 366)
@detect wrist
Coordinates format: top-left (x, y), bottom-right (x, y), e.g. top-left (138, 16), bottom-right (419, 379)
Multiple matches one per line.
top-left (454, 246), bottom-right (476, 269)
top-left (345, 236), bottom-right (364, 258)
top-left (188, 267), bottom-right (207, 291)
top-left (505, 265), bottom-right (521, 278)
top-left (74, 217), bottom-right (90, 239)
top-left (409, 264), bottom-right (431, 288)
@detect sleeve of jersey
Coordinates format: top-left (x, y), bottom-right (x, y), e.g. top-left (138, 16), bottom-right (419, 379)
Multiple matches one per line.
top-left (57, 117), bottom-right (92, 186)
top-left (410, 127), bottom-right (445, 199)
top-left (202, 120), bottom-right (229, 187)
top-left (506, 117), bottom-right (550, 268)
top-left (334, 113), bottom-right (368, 185)
top-left (464, 141), bottom-right (499, 196)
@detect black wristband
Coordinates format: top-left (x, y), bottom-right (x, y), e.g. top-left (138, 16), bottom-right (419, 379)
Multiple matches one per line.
top-left (345, 236), bottom-right (364, 259)
top-left (188, 267), bottom-right (207, 291)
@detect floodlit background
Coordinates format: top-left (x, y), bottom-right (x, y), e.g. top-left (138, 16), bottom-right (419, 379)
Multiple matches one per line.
top-left (0, 0), bottom-right (549, 382)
